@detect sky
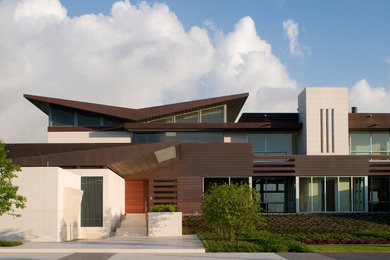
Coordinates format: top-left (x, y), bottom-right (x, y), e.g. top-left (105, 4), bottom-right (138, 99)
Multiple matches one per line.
top-left (0, 0), bottom-right (390, 143)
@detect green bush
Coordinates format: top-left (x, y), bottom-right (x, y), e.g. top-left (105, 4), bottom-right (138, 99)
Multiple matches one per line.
top-left (150, 204), bottom-right (178, 212)
top-left (200, 230), bottom-right (312, 252)
top-left (353, 230), bottom-right (390, 239)
top-left (182, 215), bottom-right (214, 234)
top-left (202, 183), bottom-right (262, 250)
top-left (202, 240), bottom-right (263, 252)
top-left (0, 241), bottom-right (23, 247)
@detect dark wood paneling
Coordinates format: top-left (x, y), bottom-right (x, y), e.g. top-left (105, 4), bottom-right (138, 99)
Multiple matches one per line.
top-left (125, 180), bottom-right (148, 213)
top-left (253, 155), bottom-right (371, 177)
top-left (349, 113), bottom-right (390, 130)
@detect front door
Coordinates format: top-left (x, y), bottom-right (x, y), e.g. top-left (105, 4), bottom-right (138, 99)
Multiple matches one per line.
top-left (125, 180), bottom-right (148, 213)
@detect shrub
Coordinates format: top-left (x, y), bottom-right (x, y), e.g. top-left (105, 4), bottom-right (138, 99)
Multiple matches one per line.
top-left (202, 183), bottom-right (263, 250)
top-left (0, 241), bottom-right (23, 247)
top-left (182, 215), bottom-right (214, 234)
top-left (150, 204), bottom-right (178, 212)
top-left (199, 230), bottom-right (311, 252)
top-left (202, 240), bottom-right (263, 252)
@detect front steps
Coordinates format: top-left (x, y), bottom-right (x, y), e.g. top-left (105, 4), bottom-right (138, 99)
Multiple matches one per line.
top-left (116, 213), bottom-right (147, 236)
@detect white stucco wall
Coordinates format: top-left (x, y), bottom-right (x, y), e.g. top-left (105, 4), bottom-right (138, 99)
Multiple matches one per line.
top-left (48, 131), bottom-right (131, 143)
top-left (148, 212), bottom-right (182, 236)
top-left (69, 169), bottom-right (125, 240)
top-left (298, 87), bottom-right (349, 155)
top-left (0, 167), bottom-right (81, 242)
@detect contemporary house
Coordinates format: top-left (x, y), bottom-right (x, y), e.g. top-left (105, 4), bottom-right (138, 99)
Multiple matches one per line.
top-left (1, 87), bottom-right (390, 241)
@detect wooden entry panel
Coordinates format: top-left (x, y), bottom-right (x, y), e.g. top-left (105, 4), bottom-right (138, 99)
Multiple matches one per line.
top-left (125, 180), bottom-right (148, 213)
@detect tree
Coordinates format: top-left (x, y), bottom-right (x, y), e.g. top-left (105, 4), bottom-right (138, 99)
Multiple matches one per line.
top-left (0, 140), bottom-right (26, 217)
top-left (201, 183), bottom-right (262, 250)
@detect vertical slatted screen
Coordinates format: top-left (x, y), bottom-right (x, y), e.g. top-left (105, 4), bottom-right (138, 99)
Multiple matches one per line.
top-left (81, 176), bottom-right (103, 227)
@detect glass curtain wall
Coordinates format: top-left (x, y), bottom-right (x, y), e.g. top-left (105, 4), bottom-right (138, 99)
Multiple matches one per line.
top-left (150, 106), bottom-right (225, 123)
top-left (248, 132), bottom-right (298, 155)
top-left (253, 177), bottom-right (295, 213)
top-left (132, 132), bottom-right (224, 143)
top-left (298, 176), bottom-right (366, 212)
top-left (369, 177), bottom-right (390, 212)
top-left (350, 131), bottom-right (390, 155)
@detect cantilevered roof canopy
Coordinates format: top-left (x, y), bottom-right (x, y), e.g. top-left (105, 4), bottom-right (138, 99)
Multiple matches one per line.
top-left (24, 92), bottom-right (248, 123)
top-left (6, 142), bottom-right (181, 177)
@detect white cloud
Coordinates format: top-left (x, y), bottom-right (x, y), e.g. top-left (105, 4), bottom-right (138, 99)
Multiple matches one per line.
top-left (283, 19), bottom-right (304, 57)
top-left (0, 0), bottom-right (298, 143)
top-left (385, 57), bottom-right (390, 64)
top-left (349, 79), bottom-right (390, 112)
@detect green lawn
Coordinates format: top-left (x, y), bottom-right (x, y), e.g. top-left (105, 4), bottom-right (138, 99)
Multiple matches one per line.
top-left (309, 244), bottom-right (390, 253)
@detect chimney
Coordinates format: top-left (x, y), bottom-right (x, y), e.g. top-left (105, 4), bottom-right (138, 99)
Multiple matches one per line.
top-left (351, 107), bottom-right (358, 113)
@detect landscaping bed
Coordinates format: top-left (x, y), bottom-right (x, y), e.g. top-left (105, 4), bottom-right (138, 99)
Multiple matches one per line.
top-left (292, 230), bottom-right (390, 245)
top-left (183, 214), bottom-right (390, 251)
top-left (199, 231), bottom-right (311, 252)
top-left (183, 213), bottom-right (390, 235)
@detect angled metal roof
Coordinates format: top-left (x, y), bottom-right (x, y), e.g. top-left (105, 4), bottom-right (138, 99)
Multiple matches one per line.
top-left (24, 92), bottom-right (248, 123)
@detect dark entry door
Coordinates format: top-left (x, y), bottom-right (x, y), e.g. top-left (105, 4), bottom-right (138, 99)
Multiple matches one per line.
top-left (125, 180), bottom-right (148, 213)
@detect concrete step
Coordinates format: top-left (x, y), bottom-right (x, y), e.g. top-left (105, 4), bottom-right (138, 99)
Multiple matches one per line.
top-left (120, 219), bottom-right (146, 228)
top-left (116, 227), bottom-right (147, 236)
top-left (121, 214), bottom-right (146, 227)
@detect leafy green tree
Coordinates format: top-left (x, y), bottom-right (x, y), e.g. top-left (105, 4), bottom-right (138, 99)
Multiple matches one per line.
top-left (202, 183), bottom-right (262, 250)
top-left (0, 141), bottom-right (26, 217)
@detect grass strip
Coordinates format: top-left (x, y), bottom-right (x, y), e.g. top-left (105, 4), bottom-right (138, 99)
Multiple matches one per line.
top-left (309, 244), bottom-right (390, 253)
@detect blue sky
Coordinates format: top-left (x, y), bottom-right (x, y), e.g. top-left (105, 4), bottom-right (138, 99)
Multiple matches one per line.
top-left (62, 0), bottom-right (390, 89)
top-left (1, 0), bottom-right (390, 142)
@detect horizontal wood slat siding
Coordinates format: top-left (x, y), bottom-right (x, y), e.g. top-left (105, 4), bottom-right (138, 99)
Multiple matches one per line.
top-left (178, 177), bottom-right (202, 214)
top-left (253, 155), bottom-right (371, 176)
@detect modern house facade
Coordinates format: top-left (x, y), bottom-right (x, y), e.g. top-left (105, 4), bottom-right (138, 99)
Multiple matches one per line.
top-left (1, 87), bottom-right (390, 241)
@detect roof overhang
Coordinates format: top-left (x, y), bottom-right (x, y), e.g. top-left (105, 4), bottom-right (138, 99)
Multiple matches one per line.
top-left (24, 92), bottom-right (249, 123)
top-left (108, 144), bottom-right (180, 177)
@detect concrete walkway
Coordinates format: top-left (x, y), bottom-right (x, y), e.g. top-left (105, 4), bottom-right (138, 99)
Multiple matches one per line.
top-left (0, 235), bottom-right (205, 253)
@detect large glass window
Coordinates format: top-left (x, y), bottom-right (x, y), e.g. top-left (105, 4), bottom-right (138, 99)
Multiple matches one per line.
top-left (248, 132), bottom-right (297, 155)
top-left (201, 106), bottom-right (224, 123)
top-left (339, 177), bottom-right (351, 211)
top-left (176, 112), bottom-right (199, 123)
top-left (78, 111), bottom-right (101, 126)
top-left (51, 106), bottom-right (74, 126)
top-left (369, 177), bottom-right (390, 212)
top-left (132, 132), bottom-right (224, 143)
top-left (253, 177), bottom-right (295, 213)
top-left (298, 177), bottom-right (365, 212)
top-left (313, 177), bottom-right (324, 211)
top-left (81, 177), bottom-right (103, 227)
top-left (203, 177), bottom-right (249, 193)
top-left (353, 177), bottom-right (365, 211)
top-left (151, 117), bottom-right (174, 123)
top-left (350, 131), bottom-right (390, 155)
top-left (299, 178), bottom-right (312, 212)
top-left (326, 177), bottom-right (338, 212)
top-left (103, 118), bottom-right (122, 126)
top-left (350, 132), bottom-right (370, 155)
top-left (372, 132), bottom-right (389, 155)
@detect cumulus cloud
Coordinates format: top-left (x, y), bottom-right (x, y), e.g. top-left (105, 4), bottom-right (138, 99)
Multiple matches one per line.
top-left (0, 0), bottom-right (298, 143)
top-left (283, 19), bottom-right (304, 57)
top-left (349, 79), bottom-right (390, 113)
